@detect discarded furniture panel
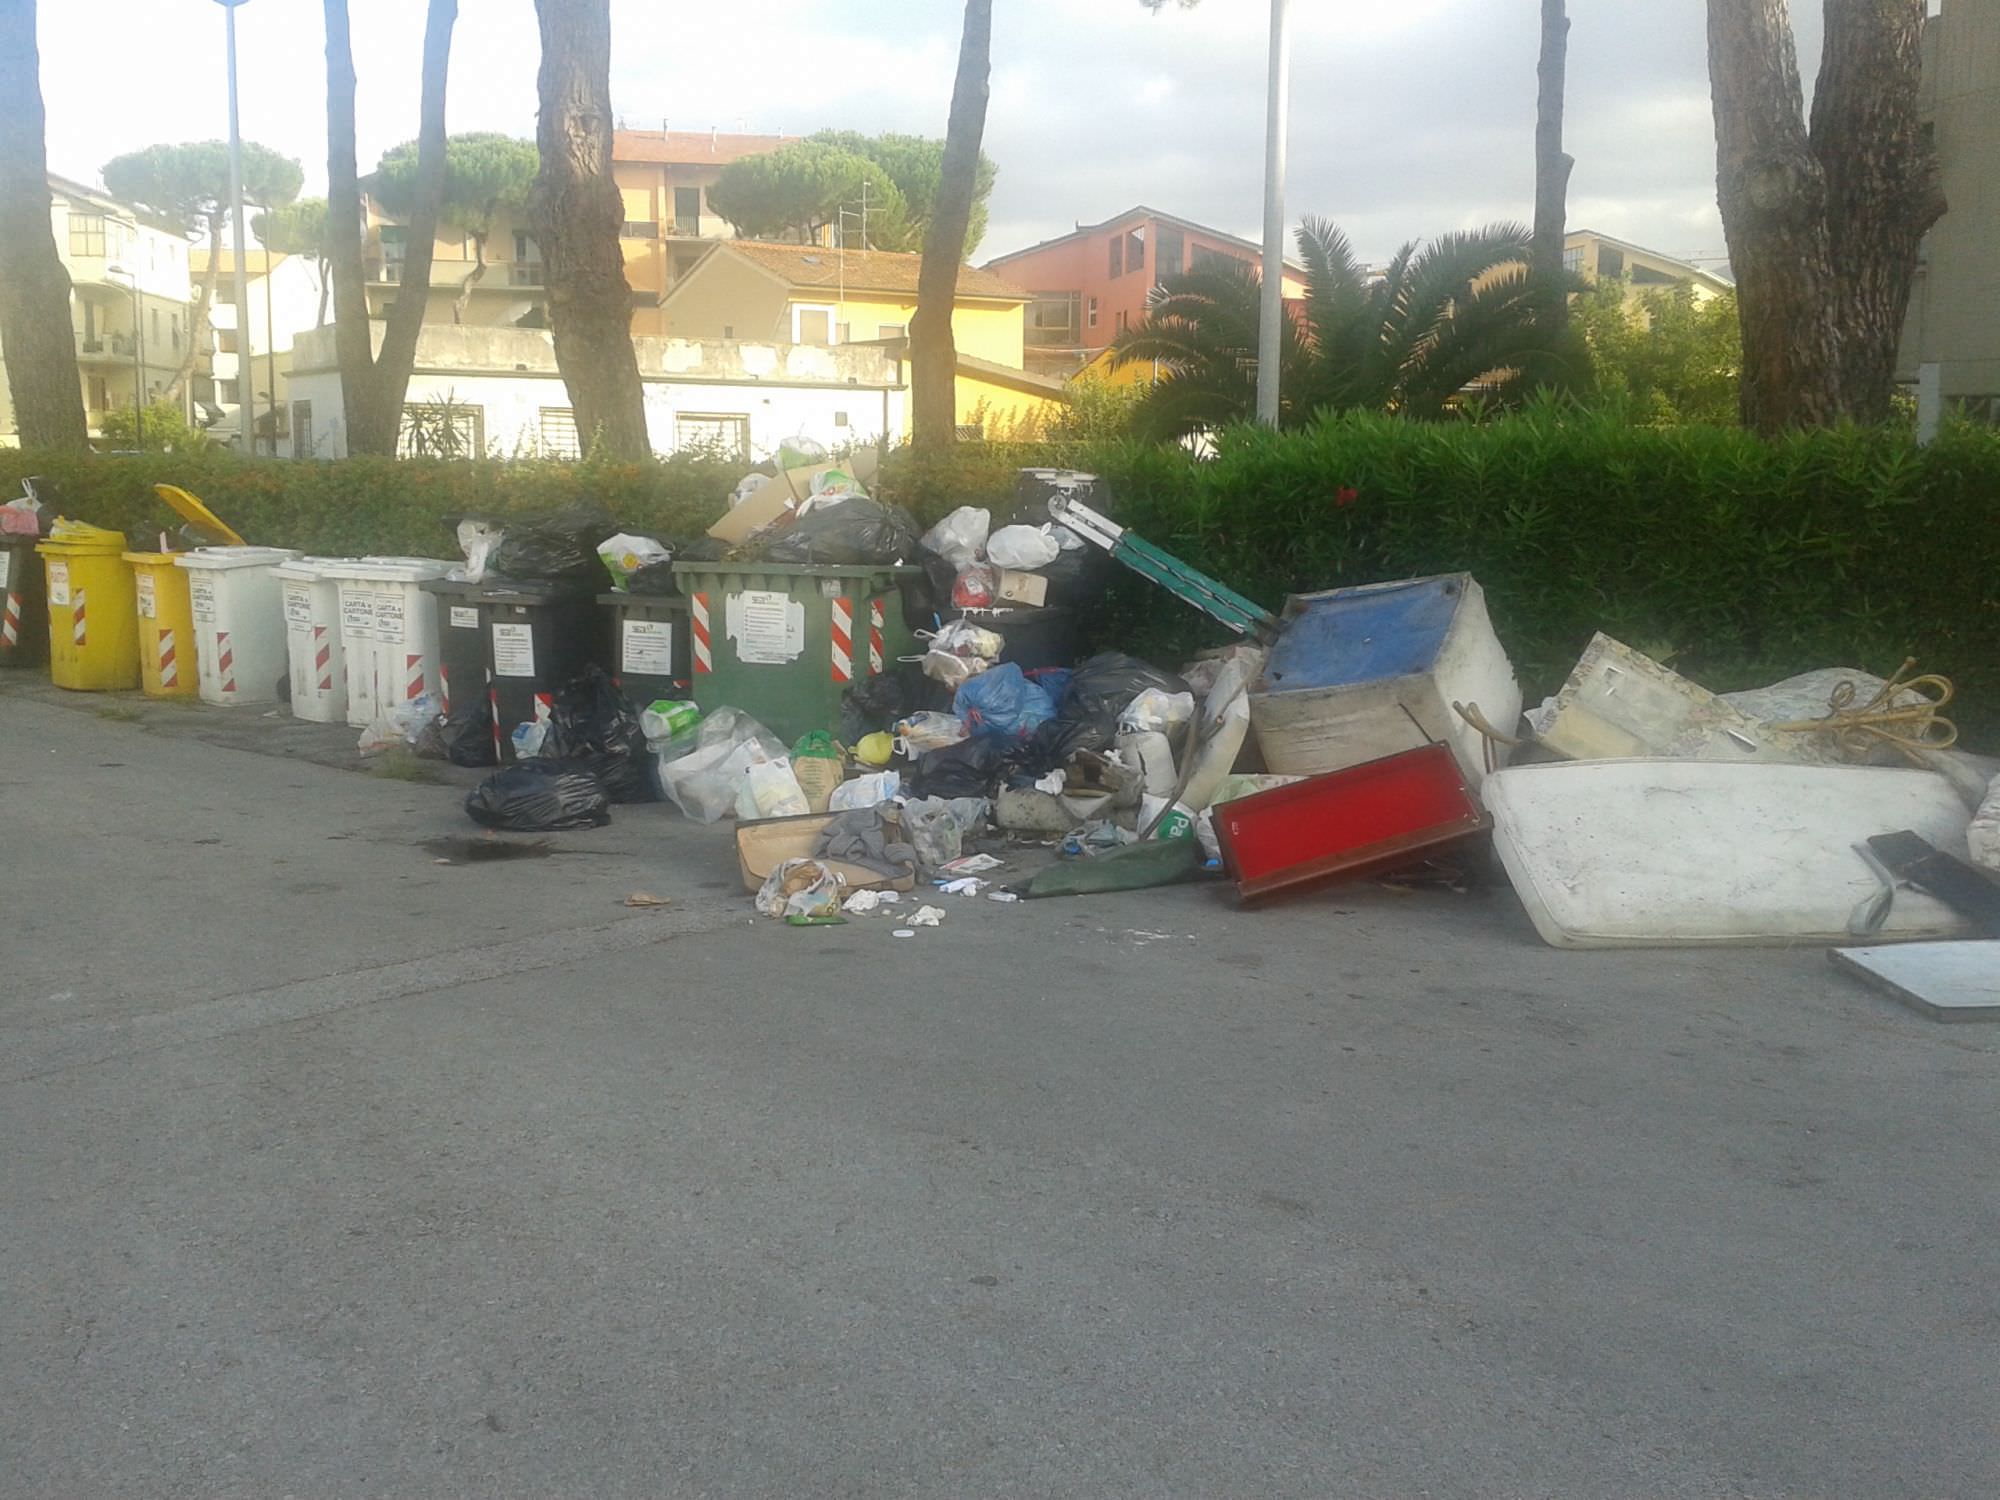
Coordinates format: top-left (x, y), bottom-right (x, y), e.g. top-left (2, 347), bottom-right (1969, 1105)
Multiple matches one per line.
top-left (1538, 634), bottom-right (1806, 764)
top-left (1832, 941), bottom-right (2000, 1023)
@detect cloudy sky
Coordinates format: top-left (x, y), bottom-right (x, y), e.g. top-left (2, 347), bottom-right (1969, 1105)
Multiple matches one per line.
top-left (35, 0), bottom-right (1830, 272)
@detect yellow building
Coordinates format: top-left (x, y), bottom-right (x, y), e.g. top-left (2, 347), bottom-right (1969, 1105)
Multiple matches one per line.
top-left (660, 239), bottom-right (1067, 436)
top-left (1560, 229), bottom-right (1733, 304)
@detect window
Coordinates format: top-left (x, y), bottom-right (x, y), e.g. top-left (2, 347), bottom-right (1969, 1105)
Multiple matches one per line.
top-left (292, 401), bottom-right (314, 458)
top-left (675, 412), bottom-right (750, 459)
top-left (834, 411), bottom-right (849, 428)
top-left (1561, 245), bottom-right (1585, 275)
top-left (1630, 264), bottom-right (1678, 286)
top-left (170, 314), bottom-right (181, 352)
top-left (722, 324), bottom-right (734, 339)
top-left (673, 186), bottom-right (701, 235)
top-left (794, 305), bottom-right (833, 345)
top-left (217, 330), bottom-right (240, 355)
top-left (669, 245), bottom-right (707, 283)
top-left (877, 323), bottom-right (907, 340)
top-left (1026, 291), bottom-right (1081, 347)
top-left (217, 379), bottom-right (240, 404)
top-left (539, 406), bottom-right (581, 459)
top-left (1597, 246), bottom-right (1625, 279)
top-left (1125, 227), bottom-right (1145, 274)
top-left (1155, 226), bottom-right (1185, 285)
top-left (87, 376), bottom-right (109, 411)
top-left (1086, 296), bottom-right (1099, 329)
top-left (1115, 309), bottom-right (1129, 332)
top-left (512, 231), bottom-right (543, 285)
top-left (1108, 235), bottom-right (1123, 278)
top-left (69, 213), bottom-right (106, 257)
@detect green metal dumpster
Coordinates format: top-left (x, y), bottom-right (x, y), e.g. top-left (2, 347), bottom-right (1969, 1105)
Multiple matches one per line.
top-left (671, 560), bottom-right (922, 743)
top-left (0, 535), bottom-right (52, 670)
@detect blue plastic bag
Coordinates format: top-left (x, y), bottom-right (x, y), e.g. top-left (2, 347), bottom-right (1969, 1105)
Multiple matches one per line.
top-left (954, 662), bottom-right (1056, 742)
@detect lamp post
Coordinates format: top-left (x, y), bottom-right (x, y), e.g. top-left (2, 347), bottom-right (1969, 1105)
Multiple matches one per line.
top-left (107, 263), bottom-right (144, 449)
top-left (1256, 0), bottom-right (1291, 428)
top-left (214, 0), bottom-right (253, 450)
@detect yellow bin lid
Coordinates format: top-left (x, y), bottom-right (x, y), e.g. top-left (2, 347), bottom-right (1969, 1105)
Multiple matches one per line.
top-left (38, 519), bottom-right (130, 556)
top-left (153, 484), bottom-right (246, 548)
top-left (123, 550), bottom-right (188, 569)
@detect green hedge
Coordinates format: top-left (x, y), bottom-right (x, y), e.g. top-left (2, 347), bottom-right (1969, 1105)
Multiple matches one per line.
top-left (5, 410), bottom-right (1997, 745)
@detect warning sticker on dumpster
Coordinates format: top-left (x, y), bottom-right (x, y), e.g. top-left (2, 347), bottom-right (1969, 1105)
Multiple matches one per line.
top-left (136, 571), bottom-right (157, 619)
top-left (190, 575), bottom-right (218, 624)
top-left (491, 621), bottom-right (536, 677)
top-left (282, 581), bottom-right (311, 625)
top-left (726, 589), bottom-right (804, 665)
top-left (622, 618), bottom-right (675, 676)
top-left (46, 561), bottom-right (69, 606)
top-left (0, 552), bottom-right (11, 590)
top-left (448, 605), bottom-right (478, 630)
top-left (342, 590), bottom-right (375, 639)
top-left (374, 592), bottom-right (406, 644)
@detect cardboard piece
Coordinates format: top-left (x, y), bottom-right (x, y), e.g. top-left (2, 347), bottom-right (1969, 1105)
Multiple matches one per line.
top-left (736, 808), bottom-right (914, 895)
top-left (706, 449), bottom-right (882, 547)
top-left (996, 569), bottom-right (1049, 607)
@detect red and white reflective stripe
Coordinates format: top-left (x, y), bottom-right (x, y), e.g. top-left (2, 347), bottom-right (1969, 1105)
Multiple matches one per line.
top-left (691, 592), bottom-right (712, 674)
top-left (489, 685), bottom-right (503, 760)
top-left (830, 597), bottom-right (854, 683)
top-left (2, 590), bottom-right (20, 648)
top-left (157, 629), bottom-right (177, 688)
top-left (314, 625), bottom-right (333, 693)
top-left (867, 598), bottom-right (885, 676)
top-left (217, 629), bottom-right (236, 694)
top-left (72, 590), bottom-right (87, 648)
top-left (406, 652), bottom-right (425, 701)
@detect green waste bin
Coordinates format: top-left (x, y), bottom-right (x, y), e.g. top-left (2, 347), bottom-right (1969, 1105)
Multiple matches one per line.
top-left (0, 535), bottom-right (52, 670)
top-left (598, 591), bottom-right (691, 709)
top-left (671, 560), bottom-right (922, 743)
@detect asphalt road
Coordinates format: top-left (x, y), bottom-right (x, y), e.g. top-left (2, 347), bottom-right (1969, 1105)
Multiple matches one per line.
top-left (3, 682), bottom-right (1996, 1499)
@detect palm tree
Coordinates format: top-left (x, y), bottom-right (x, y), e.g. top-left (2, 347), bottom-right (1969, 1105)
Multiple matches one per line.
top-left (1113, 219), bottom-right (1583, 438)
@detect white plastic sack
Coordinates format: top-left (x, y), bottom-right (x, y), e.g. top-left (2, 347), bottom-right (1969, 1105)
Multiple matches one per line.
top-left (1180, 663), bottom-right (1254, 813)
top-left (757, 857), bottom-right (842, 919)
top-left (1972, 773), bottom-right (2000, 874)
top-left (902, 796), bottom-right (988, 871)
top-left (924, 650), bottom-right (990, 690)
top-left (828, 770), bottom-right (902, 812)
top-left (657, 708), bottom-right (787, 823)
top-left (597, 532), bottom-right (671, 588)
top-left (1117, 729), bottom-right (1179, 796)
top-left (730, 472), bottom-right (772, 509)
top-left (894, 711), bottom-right (969, 757)
top-left (1118, 688), bottom-right (1196, 740)
top-left (456, 519), bottom-right (503, 583)
top-left (928, 620), bottom-right (1006, 660)
top-left (737, 758), bottom-right (810, 821)
top-left (985, 523), bottom-right (1061, 571)
top-left (921, 506), bottom-right (990, 570)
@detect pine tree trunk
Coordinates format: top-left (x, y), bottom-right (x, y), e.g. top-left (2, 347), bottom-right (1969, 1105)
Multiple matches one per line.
top-left (911, 0), bottom-right (991, 453)
top-left (165, 221), bottom-right (222, 404)
top-left (322, 0), bottom-right (382, 454)
top-left (0, 0), bottom-right (88, 451)
top-left (1812, 0), bottom-right (1944, 424)
top-left (370, 0), bottom-right (456, 429)
top-left (531, 0), bottom-right (651, 461)
top-left (1532, 0), bottom-right (1573, 329)
top-left (1705, 0), bottom-right (1844, 433)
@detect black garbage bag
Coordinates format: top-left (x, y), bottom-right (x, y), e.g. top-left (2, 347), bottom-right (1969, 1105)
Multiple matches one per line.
top-left (465, 761), bottom-right (611, 831)
top-left (1008, 470), bottom-right (1113, 607)
top-left (761, 497), bottom-right (920, 566)
top-left (840, 661), bottom-right (941, 743)
top-left (1017, 715), bottom-right (1102, 776)
top-left (675, 535), bottom-right (730, 563)
top-left (491, 502), bottom-right (615, 588)
top-left (625, 559), bottom-right (681, 595)
top-left (908, 736), bottom-right (1013, 800)
top-left (1056, 652), bottom-right (1193, 752)
top-left (412, 701), bottom-right (500, 767)
top-left (543, 664), bottom-right (655, 802)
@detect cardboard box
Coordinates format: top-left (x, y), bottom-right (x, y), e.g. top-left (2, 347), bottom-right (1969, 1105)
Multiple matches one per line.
top-left (735, 808), bottom-right (914, 895)
top-left (995, 569), bottom-right (1048, 607)
top-left (705, 448), bottom-right (883, 547)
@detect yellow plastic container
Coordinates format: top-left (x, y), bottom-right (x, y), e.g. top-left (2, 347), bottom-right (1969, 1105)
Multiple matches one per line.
top-left (39, 523), bottom-right (139, 691)
top-left (124, 551), bottom-right (197, 698)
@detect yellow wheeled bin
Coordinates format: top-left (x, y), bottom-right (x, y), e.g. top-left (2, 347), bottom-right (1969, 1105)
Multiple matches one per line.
top-left (124, 551), bottom-right (197, 698)
top-left (38, 522), bottom-right (139, 691)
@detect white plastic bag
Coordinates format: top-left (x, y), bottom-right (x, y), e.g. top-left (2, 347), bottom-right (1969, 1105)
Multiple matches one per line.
top-left (730, 471), bottom-right (773, 509)
top-left (757, 857), bottom-right (842, 919)
top-left (597, 532), bottom-right (671, 589)
top-left (985, 523), bottom-right (1061, 571)
top-left (1116, 729), bottom-right (1178, 796)
top-left (1119, 688), bottom-right (1196, 739)
top-left (924, 650), bottom-right (990, 690)
top-left (927, 620), bottom-right (1006, 660)
top-left (737, 758), bottom-right (811, 821)
top-left (657, 708), bottom-right (787, 823)
top-left (921, 505), bottom-right (991, 570)
top-left (1180, 663), bottom-right (1254, 813)
top-left (456, 519), bottom-right (503, 583)
top-left (902, 796), bottom-right (988, 871)
top-left (828, 770), bottom-right (901, 812)
top-left (895, 711), bottom-right (969, 756)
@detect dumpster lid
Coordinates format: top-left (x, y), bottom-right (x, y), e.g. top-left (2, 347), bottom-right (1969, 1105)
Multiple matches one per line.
top-left (598, 590), bottom-right (689, 608)
top-left (172, 545), bottom-right (300, 571)
top-left (422, 576), bottom-right (575, 604)
top-left (123, 549), bottom-right (195, 566)
top-left (39, 519), bottom-right (129, 554)
top-left (153, 484), bottom-right (247, 548)
top-left (270, 556), bottom-right (354, 581)
top-left (669, 560), bottom-right (921, 582)
top-left (319, 556), bottom-right (457, 582)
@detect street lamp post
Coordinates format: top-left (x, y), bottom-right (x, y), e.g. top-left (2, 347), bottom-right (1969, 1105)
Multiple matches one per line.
top-left (1256, 0), bottom-right (1291, 428)
top-left (215, 0), bottom-right (253, 450)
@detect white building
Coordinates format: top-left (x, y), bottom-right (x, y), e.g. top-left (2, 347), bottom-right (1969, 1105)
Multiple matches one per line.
top-left (0, 173), bottom-right (194, 444)
top-left (285, 323), bottom-right (906, 461)
top-left (194, 249), bottom-right (330, 453)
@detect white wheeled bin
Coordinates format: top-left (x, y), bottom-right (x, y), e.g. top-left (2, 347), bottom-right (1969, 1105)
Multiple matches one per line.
top-left (271, 557), bottom-right (350, 722)
top-left (173, 546), bottom-right (300, 706)
top-left (323, 557), bottom-right (455, 729)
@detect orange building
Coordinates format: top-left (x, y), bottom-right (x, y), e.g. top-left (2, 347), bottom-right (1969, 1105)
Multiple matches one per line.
top-left (982, 206), bottom-right (1309, 376)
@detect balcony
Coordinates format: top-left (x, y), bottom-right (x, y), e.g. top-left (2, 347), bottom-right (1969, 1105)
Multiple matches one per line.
top-left (621, 221), bottom-right (659, 240)
top-left (508, 262), bottom-right (545, 287)
top-left (75, 331), bottom-right (137, 360)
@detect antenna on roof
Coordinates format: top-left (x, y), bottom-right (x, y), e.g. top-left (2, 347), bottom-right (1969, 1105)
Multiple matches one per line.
top-left (662, 117), bottom-right (669, 134)
top-left (710, 125), bottom-right (717, 153)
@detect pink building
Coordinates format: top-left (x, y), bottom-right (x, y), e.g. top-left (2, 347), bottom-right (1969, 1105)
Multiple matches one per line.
top-left (983, 206), bottom-right (1309, 375)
